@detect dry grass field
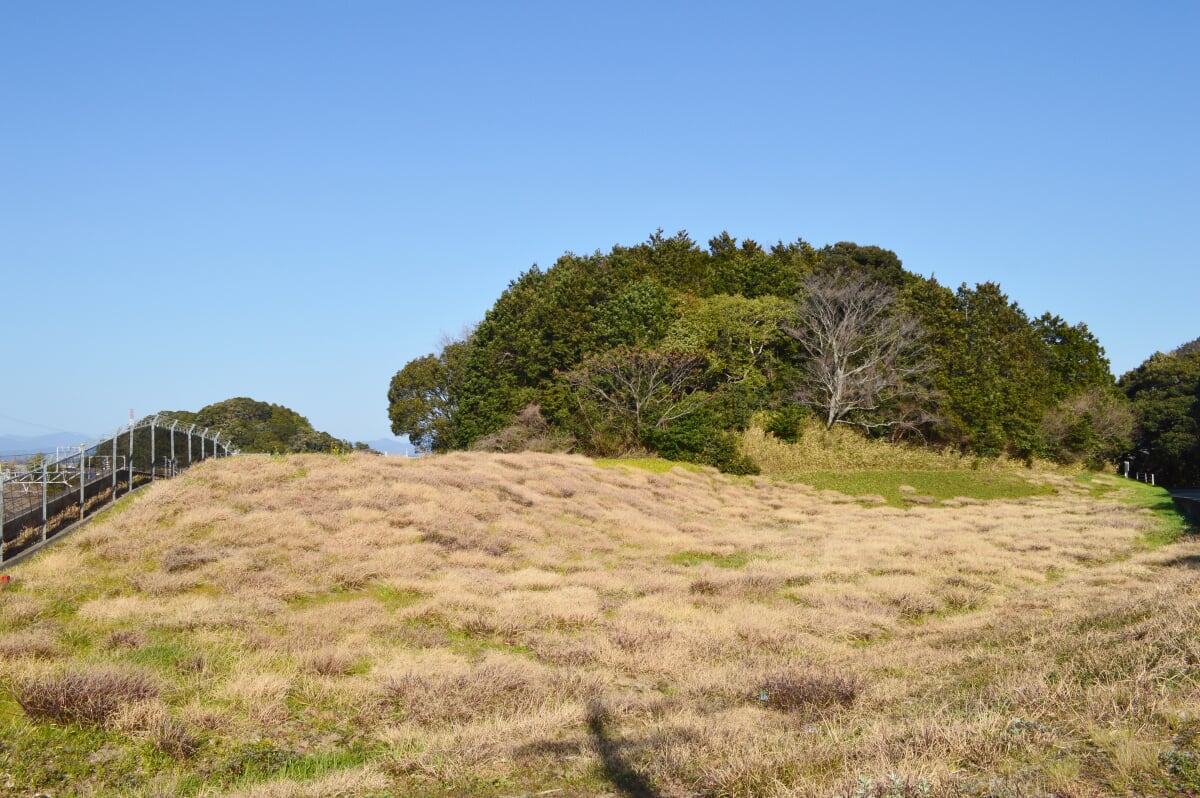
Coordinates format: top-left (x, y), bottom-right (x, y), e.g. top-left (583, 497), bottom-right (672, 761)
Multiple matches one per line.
top-left (1, 452), bottom-right (1198, 797)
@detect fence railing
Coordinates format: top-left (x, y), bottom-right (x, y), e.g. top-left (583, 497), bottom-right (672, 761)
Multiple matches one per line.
top-left (1, 416), bottom-right (236, 564)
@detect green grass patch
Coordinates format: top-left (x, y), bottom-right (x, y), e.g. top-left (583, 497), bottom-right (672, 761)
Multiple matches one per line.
top-left (214, 743), bottom-right (375, 790)
top-left (375, 584), bottom-right (424, 610)
top-left (47, 596), bottom-right (81, 621)
top-left (287, 582), bottom-right (423, 611)
top-left (594, 457), bottom-right (707, 474)
top-left (125, 640), bottom-right (193, 673)
top-left (1072, 473), bottom-right (1123, 500)
top-left (87, 489), bottom-right (140, 525)
top-left (668, 550), bottom-right (752, 568)
top-left (1091, 476), bottom-right (1199, 549)
top-left (0, 716), bottom-right (174, 794)
top-left (449, 625), bottom-right (534, 659)
top-left (795, 469), bottom-right (1054, 507)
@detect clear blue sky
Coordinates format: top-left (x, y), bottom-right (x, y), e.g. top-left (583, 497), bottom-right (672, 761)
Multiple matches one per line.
top-left (2, 1), bottom-right (1196, 443)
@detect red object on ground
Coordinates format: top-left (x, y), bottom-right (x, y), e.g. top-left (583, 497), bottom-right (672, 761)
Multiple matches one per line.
top-left (0, 574), bottom-right (9, 588)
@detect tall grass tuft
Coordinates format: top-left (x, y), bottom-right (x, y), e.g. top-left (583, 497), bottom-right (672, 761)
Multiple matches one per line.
top-left (741, 422), bottom-right (1066, 476)
top-left (15, 666), bottom-right (160, 726)
top-left (754, 670), bottom-right (861, 713)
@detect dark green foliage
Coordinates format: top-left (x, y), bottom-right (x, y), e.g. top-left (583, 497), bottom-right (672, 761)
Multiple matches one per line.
top-left (1121, 343), bottom-right (1200, 487)
top-left (594, 278), bottom-right (675, 349)
top-left (700, 432), bottom-right (760, 475)
top-left (665, 294), bottom-right (793, 388)
top-left (162, 398), bottom-right (355, 454)
top-left (816, 241), bottom-right (910, 290)
top-left (641, 406), bottom-right (713, 462)
top-left (388, 340), bottom-right (469, 453)
top-left (765, 405), bottom-right (811, 443)
top-left (644, 411), bottom-right (759, 474)
top-left (1035, 313), bottom-right (1114, 399)
top-left (705, 232), bottom-right (815, 298)
top-left (565, 347), bottom-right (707, 455)
top-left (937, 283), bottom-right (1050, 456)
top-left (387, 229), bottom-right (1125, 470)
top-left (1041, 387), bottom-right (1134, 468)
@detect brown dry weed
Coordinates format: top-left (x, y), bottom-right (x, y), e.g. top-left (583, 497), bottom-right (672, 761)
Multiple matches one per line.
top-left (0, 451), bottom-right (1196, 797)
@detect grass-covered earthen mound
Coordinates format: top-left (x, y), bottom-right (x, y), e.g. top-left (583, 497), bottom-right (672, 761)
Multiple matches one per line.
top-left (1, 453), bottom-right (1198, 797)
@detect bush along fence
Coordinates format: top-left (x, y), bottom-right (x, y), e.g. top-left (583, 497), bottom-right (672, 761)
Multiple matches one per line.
top-left (0, 416), bottom-right (236, 564)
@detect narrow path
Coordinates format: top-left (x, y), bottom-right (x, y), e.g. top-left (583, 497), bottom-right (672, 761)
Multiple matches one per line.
top-left (1170, 488), bottom-right (1200, 522)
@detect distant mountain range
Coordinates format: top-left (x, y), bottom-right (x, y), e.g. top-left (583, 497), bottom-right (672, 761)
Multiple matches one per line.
top-left (363, 437), bottom-right (416, 456)
top-left (0, 432), bottom-right (97, 457)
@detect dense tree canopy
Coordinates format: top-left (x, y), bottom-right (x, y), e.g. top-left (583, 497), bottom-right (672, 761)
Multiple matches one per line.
top-left (388, 340), bottom-right (468, 453)
top-left (162, 398), bottom-right (362, 454)
top-left (388, 230), bottom-right (1128, 471)
top-left (1121, 340), bottom-right (1200, 487)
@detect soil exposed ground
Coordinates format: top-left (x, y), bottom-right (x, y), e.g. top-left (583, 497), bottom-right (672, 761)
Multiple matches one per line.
top-left (1, 453), bottom-right (1199, 797)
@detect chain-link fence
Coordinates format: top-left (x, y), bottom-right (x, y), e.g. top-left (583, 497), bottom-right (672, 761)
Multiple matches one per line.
top-left (1, 416), bottom-right (235, 564)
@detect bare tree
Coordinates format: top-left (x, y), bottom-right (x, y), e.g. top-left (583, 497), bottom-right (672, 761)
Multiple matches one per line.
top-left (783, 268), bottom-right (932, 431)
top-left (565, 347), bottom-right (705, 453)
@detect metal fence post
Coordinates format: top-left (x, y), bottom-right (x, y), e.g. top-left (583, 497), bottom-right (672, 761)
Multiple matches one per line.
top-left (79, 444), bottom-right (85, 514)
top-left (201, 428), bottom-right (209, 461)
top-left (41, 462), bottom-right (47, 543)
top-left (188, 424), bottom-right (195, 464)
top-left (112, 430), bottom-right (118, 495)
top-left (150, 420), bottom-right (156, 481)
top-left (170, 420), bottom-right (178, 476)
top-left (1, 474), bottom-right (6, 562)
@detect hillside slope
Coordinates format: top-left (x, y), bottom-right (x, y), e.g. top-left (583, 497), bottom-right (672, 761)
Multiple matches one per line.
top-left (2, 454), bottom-right (1199, 797)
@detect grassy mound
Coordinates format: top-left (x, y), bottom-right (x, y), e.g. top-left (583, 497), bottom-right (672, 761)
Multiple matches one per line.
top-left (0, 452), bottom-right (1197, 796)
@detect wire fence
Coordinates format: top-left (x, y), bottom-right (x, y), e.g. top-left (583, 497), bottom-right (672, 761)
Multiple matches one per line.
top-left (1, 416), bottom-right (236, 564)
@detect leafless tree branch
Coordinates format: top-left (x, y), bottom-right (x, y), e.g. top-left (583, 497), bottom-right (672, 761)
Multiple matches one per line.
top-left (783, 267), bottom-right (933, 431)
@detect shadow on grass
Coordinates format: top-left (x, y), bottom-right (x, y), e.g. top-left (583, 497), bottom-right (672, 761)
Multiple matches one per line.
top-left (1170, 494), bottom-right (1200, 532)
top-left (587, 701), bottom-right (660, 798)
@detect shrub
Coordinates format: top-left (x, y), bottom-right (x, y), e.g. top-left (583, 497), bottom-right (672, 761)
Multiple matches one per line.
top-left (149, 713), bottom-right (199, 758)
top-left (701, 432), bottom-right (760, 475)
top-left (161, 544), bottom-right (221, 573)
top-left (471, 404), bottom-right (574, 453)
top-left (302, 650), bottom-right (357, 677)
top-left (753, 670), bottom-right (860, 713)
top-left (0, 630), bottom-right (60, 660)
top-left (15, 666), bottom-right (160, 726)
top-left (647, 412), bottom-right (760, 474)
top-left (765, 404), bottom-right (811, 443)
top-left (105, 630), bottom-right (146, 649)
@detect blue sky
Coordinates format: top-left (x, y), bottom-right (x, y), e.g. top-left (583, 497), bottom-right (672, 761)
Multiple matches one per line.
top-left (2, 1), bottom-right (1196, 443)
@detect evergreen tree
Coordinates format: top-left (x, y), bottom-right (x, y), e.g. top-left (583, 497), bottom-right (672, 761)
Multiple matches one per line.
top-left (1121, 345), bottom-right (1200, 486)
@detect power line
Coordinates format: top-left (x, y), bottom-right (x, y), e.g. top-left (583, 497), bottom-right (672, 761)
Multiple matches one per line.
top-left (0, 411), bottom-right (82, 435)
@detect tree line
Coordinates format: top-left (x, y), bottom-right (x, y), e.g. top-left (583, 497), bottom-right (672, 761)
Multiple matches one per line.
top-left (1121, 337), bottom-right (1200, 486)
top-left (389, 230), bottom-right (1143, 475)
top-left (160, 398), bottom-right (369, 455)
